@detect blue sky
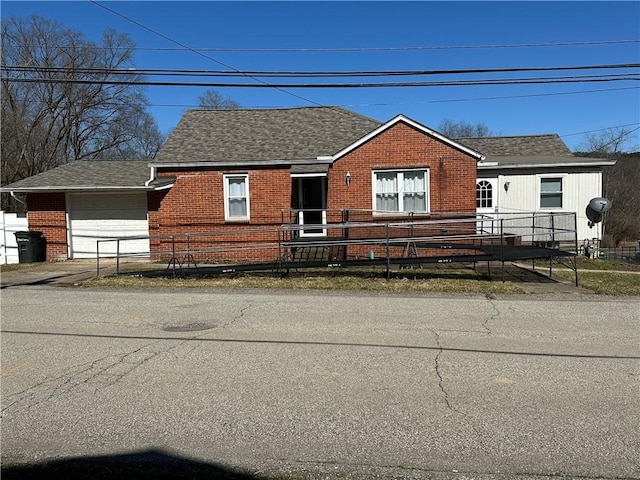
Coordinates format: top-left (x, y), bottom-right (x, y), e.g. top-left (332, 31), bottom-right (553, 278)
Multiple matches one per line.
top-left (2, 1), bottom-right (639, 150)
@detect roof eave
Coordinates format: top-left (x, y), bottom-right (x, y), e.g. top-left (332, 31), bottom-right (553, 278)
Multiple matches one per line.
top-left (478, 160), bottom-right (617, 170)
top-left (150, 158), bottom-right (333, 169)
top-left (1, 185), bottom-right (153, 194)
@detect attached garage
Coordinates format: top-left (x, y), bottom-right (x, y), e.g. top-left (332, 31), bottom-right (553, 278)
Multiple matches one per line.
top-left (67, 192), bottom-right (150, 258)
top-left (1, 161), bottom-right (174, 261)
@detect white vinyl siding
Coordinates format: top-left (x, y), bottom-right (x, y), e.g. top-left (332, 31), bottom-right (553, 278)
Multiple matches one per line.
top-left (488, 171), bottom-right (603, 241)
top-left (224, 174), bottom-right (250, 221)
top-left (374, 169), bottom-right (428, 213)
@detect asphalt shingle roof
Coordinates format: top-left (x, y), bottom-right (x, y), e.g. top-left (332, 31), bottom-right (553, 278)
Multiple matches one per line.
top-left (153, 106), bottom-right (383, 164)
top-left (457, 134), bottom-right (573, 156)
top-left (457, 134), bottom-right (612, 168)
top-left (1, 161), bottom-right (151, 191)
top-left (1, 112), bottom-right (615, 192)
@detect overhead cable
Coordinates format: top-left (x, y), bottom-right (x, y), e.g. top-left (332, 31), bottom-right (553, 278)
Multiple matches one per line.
top-left (5, 75), bottom-right (638, 88)
top-left (4, 63), bottom-right (639, 78)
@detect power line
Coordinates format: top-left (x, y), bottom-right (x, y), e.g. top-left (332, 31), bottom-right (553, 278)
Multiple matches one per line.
top-left (5, 75), bottom-right (638, 88)
top-left (345, 87), bottom-right (640, 107)
top-left (561, 123), bottom-right (640, 138)
top-left (4, 63), bottom-right (638, 78)
top-left (11, 39), bottom-right (640, 53)
top-left (87, 0), bottom-right (323, 107)
top-left (113, 87), bottom-right (637, 109)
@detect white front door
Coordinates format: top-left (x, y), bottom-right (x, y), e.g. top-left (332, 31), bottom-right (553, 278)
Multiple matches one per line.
top-left (476, 178), bottom-right (498, 234)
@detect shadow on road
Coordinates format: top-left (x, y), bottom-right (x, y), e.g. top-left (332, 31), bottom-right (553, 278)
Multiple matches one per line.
top-left (1, 449), bottom-right (257, 480)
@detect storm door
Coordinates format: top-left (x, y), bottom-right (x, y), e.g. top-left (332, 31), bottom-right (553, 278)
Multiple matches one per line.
top-left (298, 177), bottom-right (327, 236)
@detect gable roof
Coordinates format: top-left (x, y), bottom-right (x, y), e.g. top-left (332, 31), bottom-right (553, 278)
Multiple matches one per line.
top-left (152, 106), bottom-right (382, 167)
top-left (327, 114), bottom-right (484, 162)
top-left (0, 160), bottom-right (172, 193)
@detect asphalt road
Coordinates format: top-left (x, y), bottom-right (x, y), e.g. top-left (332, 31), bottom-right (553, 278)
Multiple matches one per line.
top-left (1, 286), bottom-right (639, 479)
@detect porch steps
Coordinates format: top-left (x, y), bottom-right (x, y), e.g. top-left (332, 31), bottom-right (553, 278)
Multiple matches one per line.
top-left (291, 245), bottom-right (346, 263)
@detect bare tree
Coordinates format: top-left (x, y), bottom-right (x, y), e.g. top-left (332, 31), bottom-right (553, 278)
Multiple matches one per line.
top-left (438, 118), bottom-right (495, 138)
top-left (576, 127), bottom-right (640, 245)
top-left (197, 89), bottom-right (240, 109)
top-left (1, 15), bottom-right (164, 209)
top-left (578, 126), bottom-right (639, 155)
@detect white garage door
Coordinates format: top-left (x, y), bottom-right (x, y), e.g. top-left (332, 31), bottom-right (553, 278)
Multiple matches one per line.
top-left (68, 193), bottom-right (150, 258)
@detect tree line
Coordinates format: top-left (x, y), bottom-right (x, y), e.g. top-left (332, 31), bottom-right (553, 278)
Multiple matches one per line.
top-left (1, 15), bottom-right (237, 212)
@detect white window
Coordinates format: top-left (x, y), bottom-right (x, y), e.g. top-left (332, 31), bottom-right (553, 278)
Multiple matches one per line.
top-left (224, 174), bottom-right (250, 220)
top-left (476, 180), bottom-right (493, 208)
top-left (540, 177), bottom-right (563, 209)
top-left (373, 169), bottom-right (428, 213)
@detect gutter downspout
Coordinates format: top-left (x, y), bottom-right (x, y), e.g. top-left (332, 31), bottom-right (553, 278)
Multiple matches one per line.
top-left (145, 166), bottom-right (157, 187)
top-left (10, 191), bottom-right (27, 206)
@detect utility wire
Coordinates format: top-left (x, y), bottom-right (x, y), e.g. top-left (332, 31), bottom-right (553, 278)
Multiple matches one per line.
top-left (5, 75), bottom-right (638, 88)
top-left (110, 87), bottom-right (638, 109)
top-left (88, 0), bottom-right (323, 106)
top-left (4, 63), bottom-right (638, 78)
top-left (561, 123), bottom-right (640, 138)
top-left (11, 39), bottom-right (640, 53)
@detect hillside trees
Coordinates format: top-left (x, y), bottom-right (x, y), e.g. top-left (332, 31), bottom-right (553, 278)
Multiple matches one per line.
top-left (438, 118), bottom-right (496, 138)
top-left (1, 15), bottom-right (164, 210)
top-left (197, 89), bottom-right (240, 109)
top-left (576, 126), bottom-right (640, 245)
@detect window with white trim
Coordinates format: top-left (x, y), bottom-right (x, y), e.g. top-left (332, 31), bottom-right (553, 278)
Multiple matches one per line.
top-left (373, 169), bottom-right (428, 213)
top-left (540, 177), bottom-right (563, 209)
top-left (224, 174), bottom-right (250, 220)
top-left (476, 180), bottom-right (493, 208)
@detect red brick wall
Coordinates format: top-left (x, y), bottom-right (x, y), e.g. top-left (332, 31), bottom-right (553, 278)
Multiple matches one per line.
top-left (27, 193), bottom-right (68, 261)
top-left (151, 168), bottom-right (293, 261)
top-left (152, 122), bottom-right (478, 262)
top-left (327, 121), bottom-right (477, 214)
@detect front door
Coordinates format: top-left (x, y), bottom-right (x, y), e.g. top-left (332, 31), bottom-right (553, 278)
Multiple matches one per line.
top-left (476, 178), bottom-right (498, 234)
top-left (298, 177), bottom-right (326, 236)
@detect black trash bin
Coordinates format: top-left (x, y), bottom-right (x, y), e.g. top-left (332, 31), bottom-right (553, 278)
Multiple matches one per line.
top-left (14, 231), bottom-right (47, 263)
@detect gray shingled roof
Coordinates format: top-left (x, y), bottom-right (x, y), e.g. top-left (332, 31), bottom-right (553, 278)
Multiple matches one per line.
top-left (1, 161), bottom-right (153, 192)
top-left (458, 134), bottom-right (572, 156)
top-left (458, 134), bottom-right (613, 168)
top-left (153, 106), bottom-right (382, 165)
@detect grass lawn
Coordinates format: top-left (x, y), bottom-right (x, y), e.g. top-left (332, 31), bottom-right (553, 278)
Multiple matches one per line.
top-left (554, 270), bottom-right (640, 295)
top-left (85, 266), bottom-right (527, 295)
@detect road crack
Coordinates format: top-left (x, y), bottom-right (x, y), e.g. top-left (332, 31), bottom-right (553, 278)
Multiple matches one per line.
top-left (1, 340), bottom-right (180, 414)
top-left (430, 328), bottom-right (486, 447)
top-left (430, 329), bottom-right (453, 410)
top-left (483, 293), bottom-right (500, 335)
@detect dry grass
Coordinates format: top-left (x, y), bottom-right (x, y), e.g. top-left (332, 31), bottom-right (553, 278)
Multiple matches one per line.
top-left (86, 267), bottom-right (526, 295)
top-left (554, 270), bottom-right (640, 295)
top-left (567, 256), bottom-right (640, 272)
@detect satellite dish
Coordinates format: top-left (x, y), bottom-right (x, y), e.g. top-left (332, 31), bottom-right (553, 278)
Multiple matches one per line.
top-left (586, 197), bottom-right (612, 228)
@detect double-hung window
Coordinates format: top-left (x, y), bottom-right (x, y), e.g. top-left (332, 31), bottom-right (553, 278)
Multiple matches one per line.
top-left (374, 169), bottom-right (428, 213)
top-left (539, 177), bottom-right (563, 209)
top-left (224, 174), bottom-right (250, 221)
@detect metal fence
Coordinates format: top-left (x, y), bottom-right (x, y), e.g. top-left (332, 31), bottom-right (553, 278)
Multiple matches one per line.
top-left (96, 210), bottom-right (578, 279)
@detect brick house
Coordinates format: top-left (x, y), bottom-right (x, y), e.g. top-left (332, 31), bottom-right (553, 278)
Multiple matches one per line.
top-left (1, 106), bottom-right (612, 261)
top-left (146, 107), bottom-right (483, 261)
